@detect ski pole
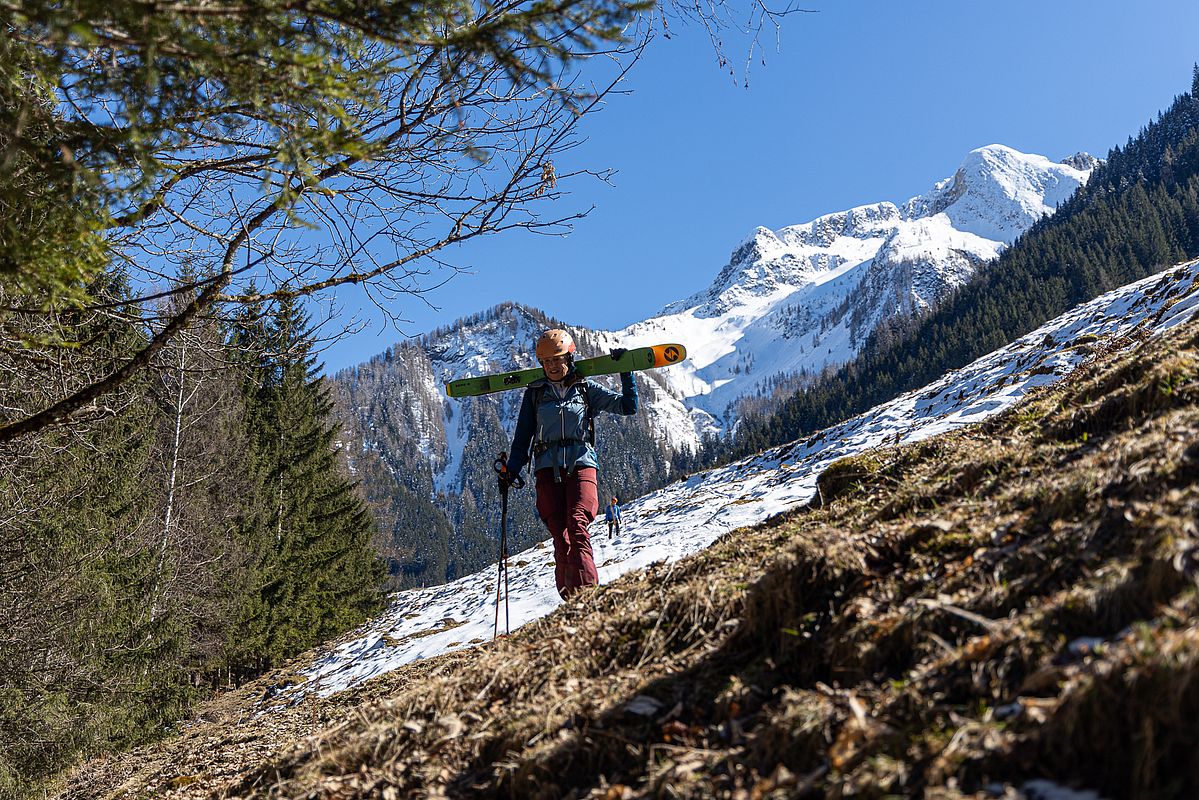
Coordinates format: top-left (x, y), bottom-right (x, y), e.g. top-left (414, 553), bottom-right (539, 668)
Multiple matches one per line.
top-left (493, 452), bottom-right (523, 638)
top-left (501, 486), bottom-right (510, 635)
top-left (493, 514), bottom-right (503, 639)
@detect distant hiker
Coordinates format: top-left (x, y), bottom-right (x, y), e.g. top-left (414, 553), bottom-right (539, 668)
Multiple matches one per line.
top-left (605, 496), bottom-right (621, 538)
top-left (497, 329), bottom-right (639, 599)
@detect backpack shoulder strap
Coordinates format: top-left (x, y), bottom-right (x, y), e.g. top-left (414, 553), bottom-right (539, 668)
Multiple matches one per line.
top-left (528, 383), bottom-right (546, 461)
top-left (577, 378), bottom-right (596, 447)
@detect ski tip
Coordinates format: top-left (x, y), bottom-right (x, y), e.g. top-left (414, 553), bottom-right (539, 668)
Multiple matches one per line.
top-left (651, 343), bottom-right (687, 367)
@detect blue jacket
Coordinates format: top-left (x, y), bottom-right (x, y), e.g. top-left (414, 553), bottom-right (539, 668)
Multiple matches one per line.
top-left (506, 371), bottom-right (638, 480)
top-left (605, 503), bottom-right (621, 522)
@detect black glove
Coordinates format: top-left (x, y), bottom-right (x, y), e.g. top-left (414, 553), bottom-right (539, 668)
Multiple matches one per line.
top-left (611, 347), bottom-right (627, 360)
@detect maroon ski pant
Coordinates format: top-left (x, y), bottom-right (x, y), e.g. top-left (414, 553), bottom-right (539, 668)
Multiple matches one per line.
top-left (535, 466), bottom-right (599, 599)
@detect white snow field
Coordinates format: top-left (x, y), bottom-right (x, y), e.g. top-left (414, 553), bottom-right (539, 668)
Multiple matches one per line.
top-left (283, 259), bottom-right (1199, 704)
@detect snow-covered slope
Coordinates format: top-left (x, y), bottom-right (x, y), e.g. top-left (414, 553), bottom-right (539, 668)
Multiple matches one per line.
top-left (596, 145), bottom-right (1097, 434)
top-left (287, 259), bottom-right (1199, 705)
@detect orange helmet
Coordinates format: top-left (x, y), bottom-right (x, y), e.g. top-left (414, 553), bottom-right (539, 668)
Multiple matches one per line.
top-left (536, 329), bottom-right (576, 361)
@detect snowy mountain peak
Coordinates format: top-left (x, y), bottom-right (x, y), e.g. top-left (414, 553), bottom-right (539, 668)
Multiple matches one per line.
top-left (618, 145), bottom-right (1097, 428)
top-left (668, 145), bottom-right (1094, 327)
top-left (735, 226), bottom-right (785, 263)
top-left (903, 144), bottom-right (1094, 243)
top-left (1061, 151), bottom-right (1101, 172)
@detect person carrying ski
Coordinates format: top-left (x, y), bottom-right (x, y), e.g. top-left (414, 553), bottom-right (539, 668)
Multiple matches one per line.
top-left (497, 329), bottom-right (638, 599)
top-left (605, 496), bottom-right (621, 539)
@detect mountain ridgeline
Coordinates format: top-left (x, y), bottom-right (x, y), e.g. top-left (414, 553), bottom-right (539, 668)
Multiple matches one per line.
top-left (727, 74), bottom-right (1199, 460)
top-left (602, 143), bottom-right (1095, 435)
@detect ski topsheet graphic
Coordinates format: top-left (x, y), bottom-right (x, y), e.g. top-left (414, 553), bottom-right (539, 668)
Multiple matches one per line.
top-left (445, 343), bottom-right (687, 398)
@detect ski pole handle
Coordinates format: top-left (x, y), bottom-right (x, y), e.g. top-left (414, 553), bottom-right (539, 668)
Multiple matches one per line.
top-left (493, 451), bottom-right (524, 490)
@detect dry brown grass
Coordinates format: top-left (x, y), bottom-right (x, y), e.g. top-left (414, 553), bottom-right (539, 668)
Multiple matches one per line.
top-left (54, 318), bottom-right (1199, 800)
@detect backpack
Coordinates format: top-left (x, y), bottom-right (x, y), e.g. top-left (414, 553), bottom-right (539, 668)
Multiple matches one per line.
top-left (528, 378), bottom-right (596, 462)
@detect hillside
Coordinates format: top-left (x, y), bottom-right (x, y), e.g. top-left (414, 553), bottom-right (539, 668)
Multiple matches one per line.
top-left (271, 261), bottom-right (1199, 700)
top-left (55, 264), bottom-right (1199, 799)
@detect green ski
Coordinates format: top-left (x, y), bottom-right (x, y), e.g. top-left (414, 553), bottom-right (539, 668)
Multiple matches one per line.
top-left (445, 343), bottom-right (687, 398)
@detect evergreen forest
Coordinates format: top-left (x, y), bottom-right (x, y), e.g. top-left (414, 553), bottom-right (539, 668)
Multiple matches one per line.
top-left (0, 290), bottom-right (383, 795)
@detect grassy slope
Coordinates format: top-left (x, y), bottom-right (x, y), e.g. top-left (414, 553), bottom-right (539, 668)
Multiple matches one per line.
top-left (58, 316), bottom-right (1199, 800)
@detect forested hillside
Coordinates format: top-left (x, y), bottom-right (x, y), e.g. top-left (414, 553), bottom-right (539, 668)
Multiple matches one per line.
top-left (726, 69), bottom-right (1199, 461)
top-left (0, 293), bottom-right (383, 797)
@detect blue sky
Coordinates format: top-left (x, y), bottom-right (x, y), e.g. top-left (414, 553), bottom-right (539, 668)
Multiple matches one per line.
top-left (319, 0), bottom-right (1199, 373)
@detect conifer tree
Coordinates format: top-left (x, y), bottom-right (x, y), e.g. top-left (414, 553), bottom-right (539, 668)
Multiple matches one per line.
top-left (229, 296), bottom-right (383, 671)
top-left (0, 276), bottom-right (164, 794)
